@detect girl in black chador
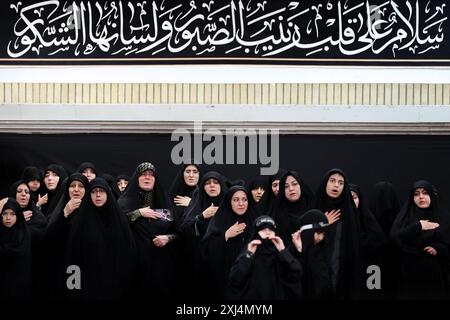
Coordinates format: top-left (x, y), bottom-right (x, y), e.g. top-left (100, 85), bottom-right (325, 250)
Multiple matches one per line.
top-left (0, 198), bottom-right (32, 299)
top-left (390, 180), bottom-right (450, 299)
top-left (202, 186), bottom-right (260, 299)
top-left (291, 209), bottom-right (332, 300)
top-left (270, 170), bottom-right (314, 244)
top-left (118, 162), bottom-right (179, 299)
top-left (229, 215), bottom-right (303, 300)
top-left (65, 178), bottom-right (135, 300)
top-left (313, 169), bottom-right (363, 299)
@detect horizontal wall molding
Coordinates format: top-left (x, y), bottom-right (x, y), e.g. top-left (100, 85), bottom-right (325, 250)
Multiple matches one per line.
top-left (2, 104), bottom-right (450, 134)
top-left (0, 83), bottom-right (449, 106)
top-left (2, 120), bottom-right (450, 135)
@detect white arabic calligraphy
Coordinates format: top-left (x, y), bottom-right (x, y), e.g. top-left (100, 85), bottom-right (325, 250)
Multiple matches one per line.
top-left (6, 0), bottom-right (448, 58)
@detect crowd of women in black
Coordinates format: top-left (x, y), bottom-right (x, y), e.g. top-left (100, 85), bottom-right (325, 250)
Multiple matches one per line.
top-left (1, 161), bottom-right (449, 300)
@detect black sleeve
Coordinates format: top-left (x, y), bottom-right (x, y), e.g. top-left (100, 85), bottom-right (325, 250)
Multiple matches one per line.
top-left (391, 221), bottom-right (421, 243)
top-left (229, 251), bottom-right (254, 289)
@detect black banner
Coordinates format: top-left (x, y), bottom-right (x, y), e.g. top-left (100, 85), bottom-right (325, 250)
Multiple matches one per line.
top-left (0, 0), bottom-right (449, 65)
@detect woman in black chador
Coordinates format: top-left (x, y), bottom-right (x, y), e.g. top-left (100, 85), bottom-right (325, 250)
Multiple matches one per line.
top-left (202, 186), bottom-right (260, 299)
top-left (390, 180), bottom-right (450, 299)
top-left (0, 198), bottom-right (32, 299)
top-left (40, 164), bottom-right (67, 217)
top-left (369, 181), bottom-right (401, 298)
top-left (118, 162), bottom-right (179, 299)
top-left (9, 180), bottom-right (47, 241)
top-left (229, 215), bottom-right (303, 300)
top-left (169, 163), bottom-right (201, 223)
top-left (313, 169), bottom-right (363, 299)
top-left (369, 181), bottom-right (400, 237)
top-left (270, 171), bottom-right (313, 244)
top-left (180, 171), bottom-right (227, 300)
top-left (65, 178), bottom-right (135, 300)
top-left (349, 184), bottom-right (387, 299)
top-left (247, 176), bottom-right (271, 216)
top-left (44, 173), bottom-right (89, 299)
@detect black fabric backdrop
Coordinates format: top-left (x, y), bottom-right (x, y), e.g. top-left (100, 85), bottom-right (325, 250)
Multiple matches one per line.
top-left (1, 133), bottom-right (450, 209)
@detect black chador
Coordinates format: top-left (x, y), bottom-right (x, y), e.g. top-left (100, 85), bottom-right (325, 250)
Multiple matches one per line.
top-left (179, 171), bottom-right (227, 300)
top-left (65, 178), bottom-right (135, 300)
top-left (0, 198), bottom-right (32, 299)
top-left (390, 180), bottom-right (450, 299)
top-left (270, 171), bottom-right (313, 244)
top-left (229, 215), bottom-right (303, 300)
top-left (313, 169), bottom-right (363, 299)
top-left (118, 162), bottom-right (179, 299)
top-left (202, 186), bottom-right (260, 299)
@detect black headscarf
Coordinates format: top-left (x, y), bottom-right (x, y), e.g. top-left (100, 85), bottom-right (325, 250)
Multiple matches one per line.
top-left (349, 184), bottom-right (387, 256)
top-left (101, 173), bottom-right (121, 200)
top-left (41, 164), bottom-right (68, 217)
top-left (202, 186), bottom-right (261, 298)
top-left (118, 162), bottom-right (170, 214)
top-left (270, 171), bottom-right (314, 243)
top-left (77, 162), bottom-right (97, 175)
top-left (9, 180), bottom-right (47, 240)
top-left (0, 198), bottom-right (32, 299)
top-left (65, 178), bottom-right (135, 299)
top-left (369, 181), bottom-right (400, 237)
top-left (181, 171), bottom-right (228, 233)
top-left (21, 166), bottom-right (43, 203)
top-left (313, 168), bottom-right (363, 299)
top-left (247, 176), bottom-right (272, 216)
top-left (168, 163), bottom-right (202, 222)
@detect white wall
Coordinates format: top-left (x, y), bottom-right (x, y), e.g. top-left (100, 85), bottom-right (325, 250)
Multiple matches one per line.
top-left (1, 65), bottom-right (449, 84)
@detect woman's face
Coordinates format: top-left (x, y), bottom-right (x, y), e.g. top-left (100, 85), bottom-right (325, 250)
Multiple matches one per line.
top-left (414, 188), bottom-right (431, 209)
top-left (44, 170), bottom-right (60, 191)
top-left (204, 178), bottom-right (221, 197)
top-left (251, 187), bottom-right (265, 203)
top-left (231, 190), bottom-right (248, 215)
top-left (326, 173), bottom-right (344, 198)
top-left (284, 175), bottom-right (301, 202)
top-left (2, 209), bottom-right (17, 228)
top-left (271, 179), bottom-right (280, 196)
top-left (138, 170), bottom-right (155, 191)
top-left (351, 191), bottom-right (360, 209)
top-left (184, 165), bottom-right (200, 187)
top-left (117, 179), bottom-right (128, 192)
top-left (69, 180), bottom-right (86, 200)
top-left (91, 187), bottom-right (107, 207)
top-left (16, 183), bottom-right (30, 208)
top-left (82, 168), bottom-right (96, 182)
